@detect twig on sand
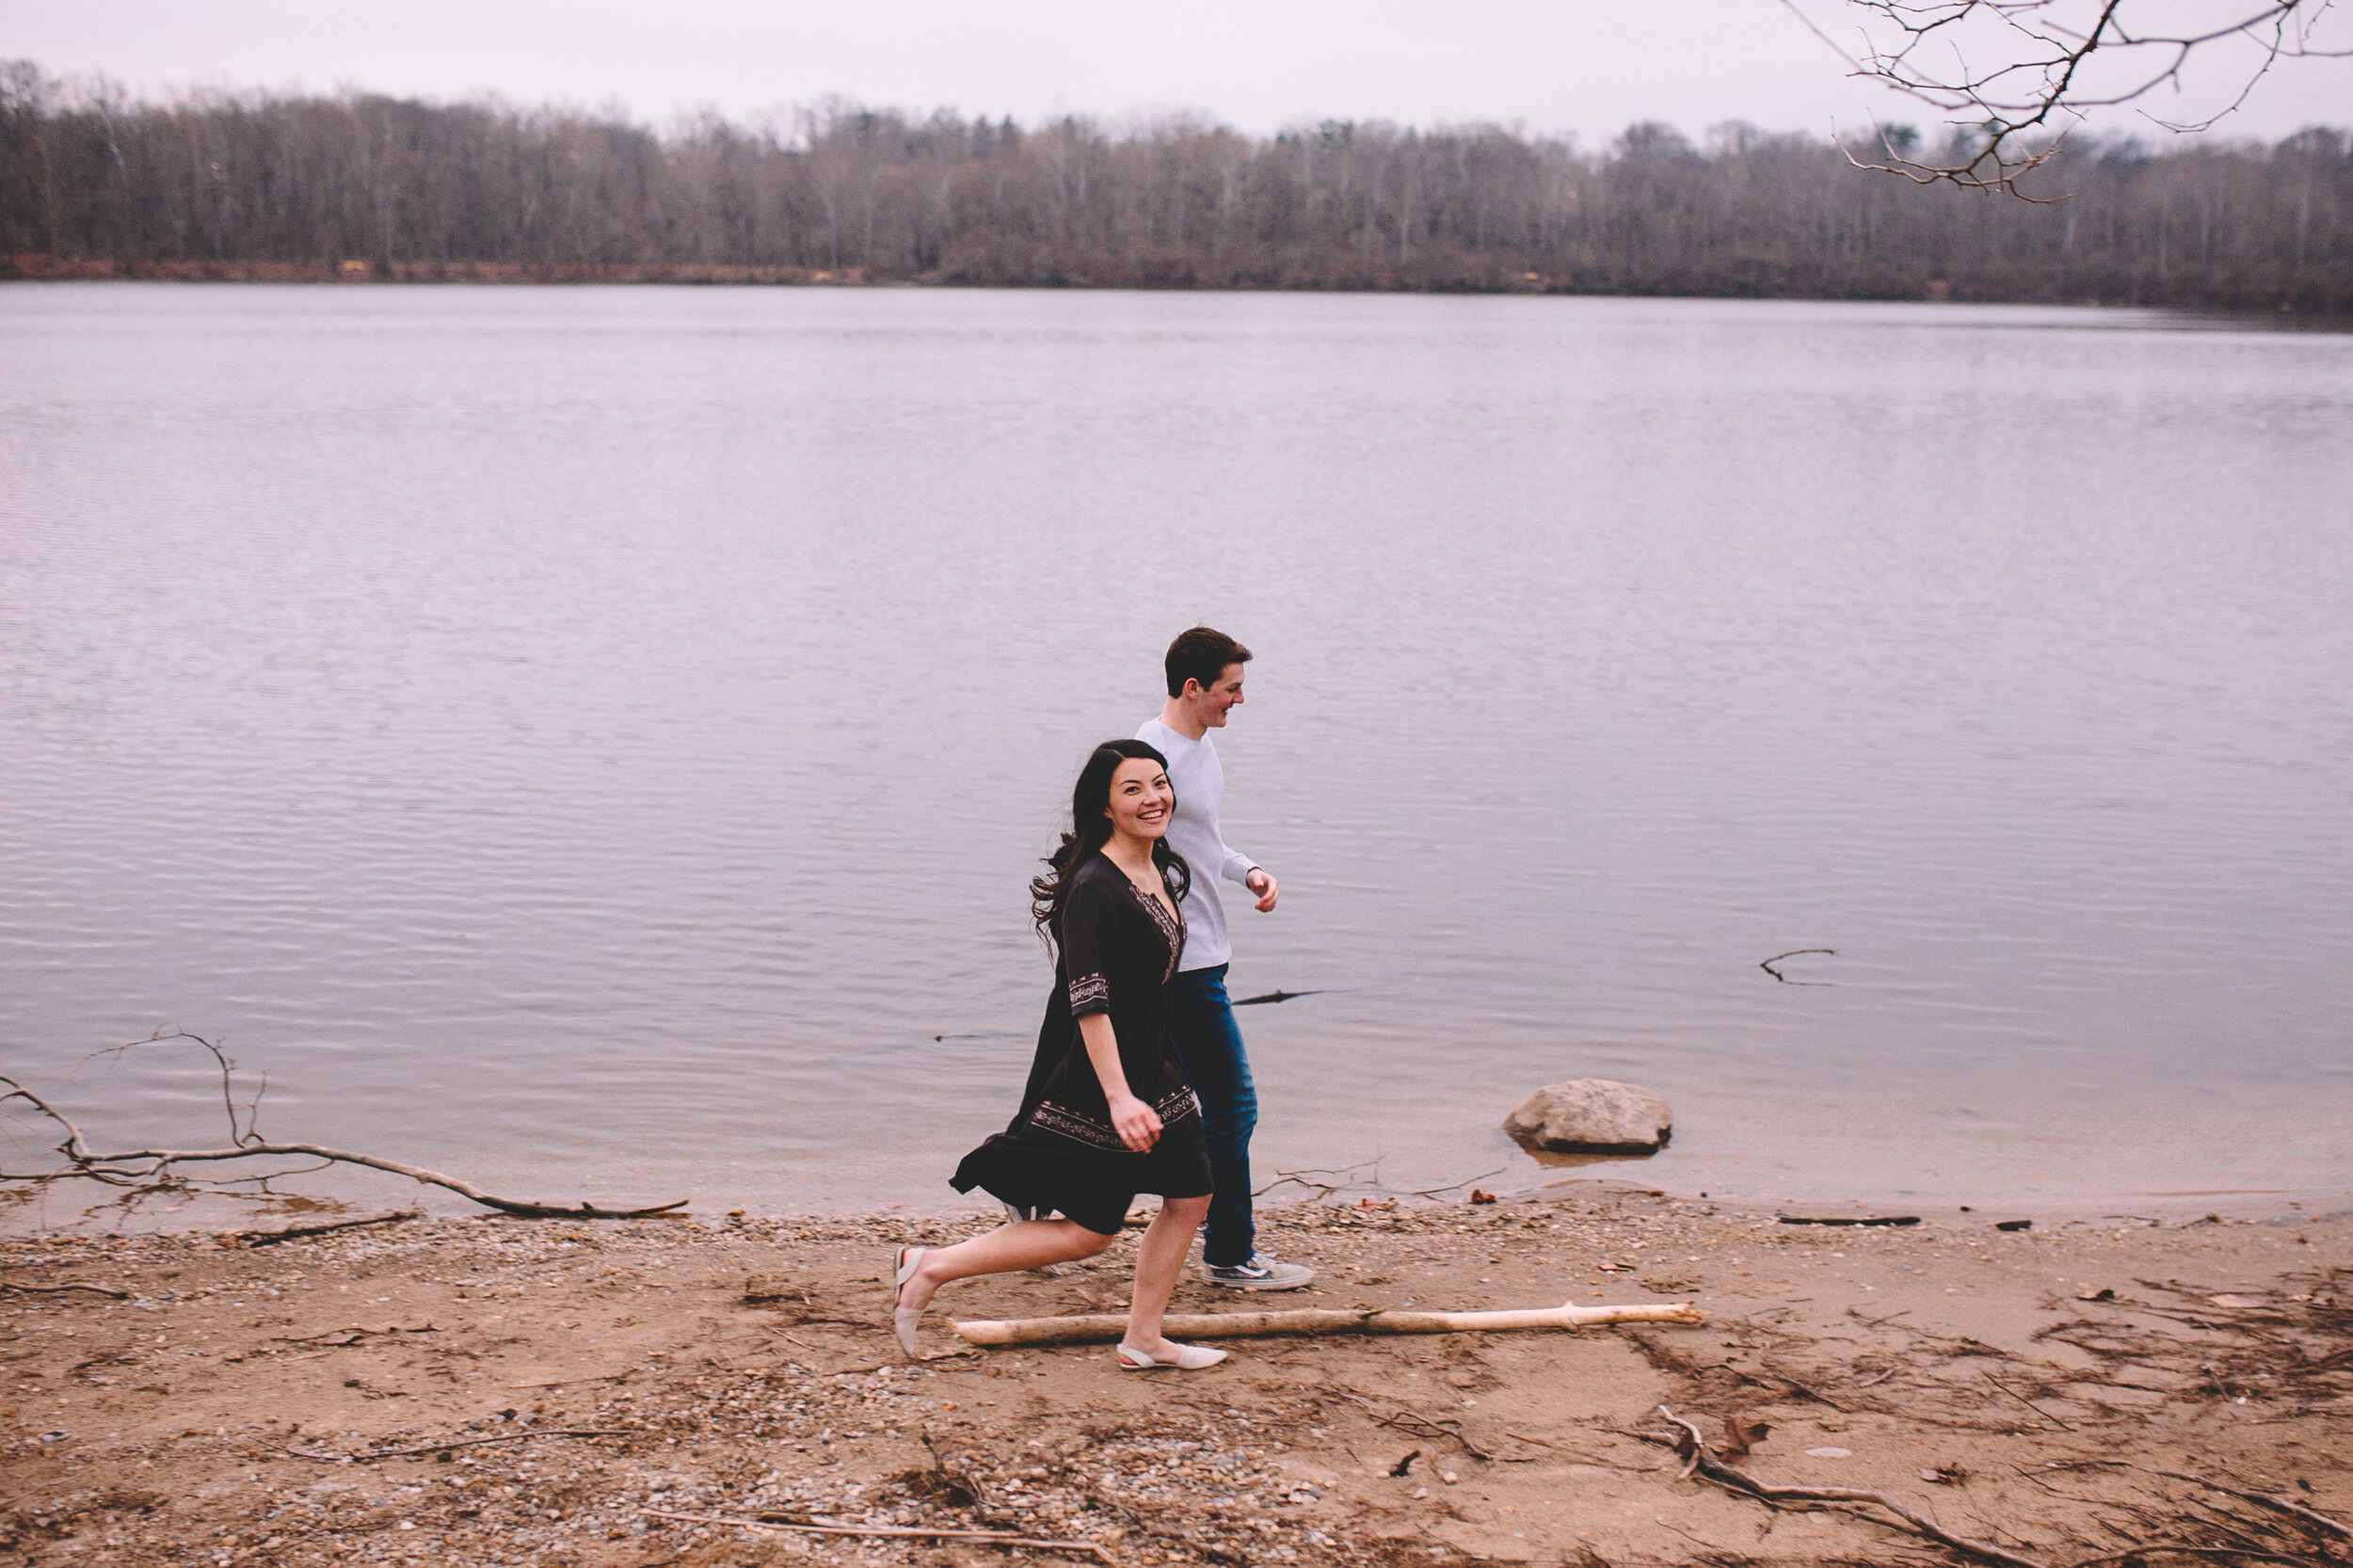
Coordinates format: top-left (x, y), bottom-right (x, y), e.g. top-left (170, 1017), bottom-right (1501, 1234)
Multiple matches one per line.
top-left (0, 1282), bottom-right (131, 1300)
top-left (1849, 1305), bottom-right (1915, 1325)
top-left (850, 1357), bottom-right (978, 1374)
top-left (1660, 1415), bottom-right (2336, 1568)
top-left (1341, 1390), bottom-right (1493, 1461)
top-left (1500, 1431), bottom-right (1655, 1470)
top-left (1407, 1168), bottom-right (1505, 1198)
top-left (504, 1373), bottom-right (633, 1389)
top-left (2140, 1474), bottom-right (2348, 1542)
top-left (1654, 1515), bottom-right (1736, 1553)
top-left (638, 1507), bottom-right (1113, 1560)
top-left (3, 1037), bottom-right (687, 1219)
top-left (1077, 1486), bottom-right (1250, 1566)
top-left (238, 1211), bottom-right (422, 1246)
top-left (1644, 1404), bottom-right (2051, 1568)
top-left (1256, 1160), bottom-right (1383, 1198)
top-left (1253, 1159), bottom-right (1505, 1202)
top-left (2035, 1463), bottom-right (2348, 1542)
top-left (1981, 1369), bottom-right (2079, 1431)
top-left (274, 1430), bottom-right (634, 1463)
top-left (2061, 1550), bottom-right (2333, 1567)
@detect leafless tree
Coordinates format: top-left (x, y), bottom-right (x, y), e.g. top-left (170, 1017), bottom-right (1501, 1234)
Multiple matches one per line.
top-left (1786, 0), bottom-right (2352, 193)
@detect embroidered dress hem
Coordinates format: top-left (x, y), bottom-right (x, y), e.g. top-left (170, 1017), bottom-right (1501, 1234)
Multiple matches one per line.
top-left (952, 1110), bottom-right (1211, 1238)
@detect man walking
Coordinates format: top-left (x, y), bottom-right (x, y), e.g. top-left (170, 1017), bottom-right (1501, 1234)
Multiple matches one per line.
top-left (1137, 627), bottom-right (1314, 1290)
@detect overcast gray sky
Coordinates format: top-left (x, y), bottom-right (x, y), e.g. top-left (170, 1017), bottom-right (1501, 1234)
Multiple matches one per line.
top-left (6, 0), bottom-right (2346, 145)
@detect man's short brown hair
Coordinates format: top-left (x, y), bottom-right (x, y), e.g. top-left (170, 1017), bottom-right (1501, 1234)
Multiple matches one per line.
top-left (1164, 626), bottom-right (1253, 698)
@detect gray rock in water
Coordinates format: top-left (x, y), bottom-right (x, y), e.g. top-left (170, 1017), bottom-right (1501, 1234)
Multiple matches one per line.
top-left (1503, 1079), bottom-right (1673, 1154)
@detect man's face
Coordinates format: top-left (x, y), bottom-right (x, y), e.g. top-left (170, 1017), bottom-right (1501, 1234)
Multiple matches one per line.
top-left (1193, 664), bottom-right (1246, 728)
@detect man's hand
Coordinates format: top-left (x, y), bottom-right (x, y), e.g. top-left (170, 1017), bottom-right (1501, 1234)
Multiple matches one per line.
top-left (1245, 868), bottom-right (1279, 913)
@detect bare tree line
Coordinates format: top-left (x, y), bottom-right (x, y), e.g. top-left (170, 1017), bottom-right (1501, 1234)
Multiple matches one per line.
top-left (2, 62), bottom-right (2345, 309)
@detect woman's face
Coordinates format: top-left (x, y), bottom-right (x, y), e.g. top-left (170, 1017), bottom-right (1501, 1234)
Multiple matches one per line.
top-left (1103, 757), bottom-right (1174, 843)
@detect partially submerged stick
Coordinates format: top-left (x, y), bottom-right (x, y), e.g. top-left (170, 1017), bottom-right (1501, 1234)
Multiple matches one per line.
top-left (954, 1299), bottom-right (1705, 1347)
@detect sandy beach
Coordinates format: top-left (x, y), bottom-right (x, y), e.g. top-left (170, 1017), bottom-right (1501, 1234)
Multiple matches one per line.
top-left (5, 1181), bottom-right (2347, 1568)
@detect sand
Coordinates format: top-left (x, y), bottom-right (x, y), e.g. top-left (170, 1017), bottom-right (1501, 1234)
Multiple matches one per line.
top-left (5, 1183), bottom-right (2348, 1568)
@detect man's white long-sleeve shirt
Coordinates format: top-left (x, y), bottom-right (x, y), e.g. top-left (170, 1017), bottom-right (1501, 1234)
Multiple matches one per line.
top-left (1136, 717), bottom-right (1257, 972)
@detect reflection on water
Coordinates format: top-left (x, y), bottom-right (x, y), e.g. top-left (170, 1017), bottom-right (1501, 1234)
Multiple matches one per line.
top-left (1521, 1149), bottom-right (1649, 1171)
top-left (2, 284), bottom-right (2349, 1222)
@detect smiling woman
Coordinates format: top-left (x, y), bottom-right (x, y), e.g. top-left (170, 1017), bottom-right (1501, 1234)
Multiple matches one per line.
top-left (892, 739), bottom-right (1225, 1371)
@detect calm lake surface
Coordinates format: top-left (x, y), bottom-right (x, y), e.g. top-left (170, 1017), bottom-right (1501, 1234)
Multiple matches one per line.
top-left (5, 283), bottom-right (2349, 1225)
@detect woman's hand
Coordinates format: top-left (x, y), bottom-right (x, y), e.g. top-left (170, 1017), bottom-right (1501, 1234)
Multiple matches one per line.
top-left (1079, 1015), bottom-right (1160, 1151)
top-left (1108, 1091), bottom-right (1163, 1153)
top-left (1079, 1014), bottom-right (1160, 1150)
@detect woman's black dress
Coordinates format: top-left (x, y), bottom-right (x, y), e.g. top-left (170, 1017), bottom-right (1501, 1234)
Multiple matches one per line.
top-left (952, 851), bottom-right (1212, 1237)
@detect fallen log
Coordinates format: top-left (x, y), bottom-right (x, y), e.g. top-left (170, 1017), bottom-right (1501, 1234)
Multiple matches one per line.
top-left (953, 1299), bottom-right (1705, 1347)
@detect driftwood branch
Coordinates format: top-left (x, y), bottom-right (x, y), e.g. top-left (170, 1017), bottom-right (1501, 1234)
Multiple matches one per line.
top-left (2, 1037), bottom-right (687, 1220)
top-left (953, 1299), bottom-right (1706, 1347)
top-left (40, 1135), bottom-right (687, 1218)
top-left (639, 1507), bottom-right (1113, 1560)
top-left (1650, 1404), bottom-right (2053, 1568)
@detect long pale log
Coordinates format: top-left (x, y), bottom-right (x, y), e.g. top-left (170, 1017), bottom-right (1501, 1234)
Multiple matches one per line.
top-left (952, 1300), bottom-right (1705, 1347)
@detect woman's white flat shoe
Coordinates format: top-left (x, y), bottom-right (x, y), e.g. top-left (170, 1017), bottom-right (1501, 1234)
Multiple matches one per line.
top-left (1116, 1340), bottom-right (1226, 1371)
top-left (891, 1246), bottom-right (926, 1357)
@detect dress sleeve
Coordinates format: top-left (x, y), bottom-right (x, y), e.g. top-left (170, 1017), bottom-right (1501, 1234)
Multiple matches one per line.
top-left (1060, 871), bottom-right (1116, 1017)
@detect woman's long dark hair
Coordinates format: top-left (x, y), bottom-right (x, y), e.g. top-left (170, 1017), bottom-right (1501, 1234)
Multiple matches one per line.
top-left (1030, 739), bottom-right (1192, 938)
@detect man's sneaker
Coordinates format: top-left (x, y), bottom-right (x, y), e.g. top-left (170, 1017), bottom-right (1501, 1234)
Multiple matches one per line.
top-left (1203, 1253), bottom-right (1315, 1290)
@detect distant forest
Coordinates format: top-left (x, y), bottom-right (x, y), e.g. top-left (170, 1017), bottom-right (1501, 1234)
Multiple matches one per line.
top-left (4, 62), bottom-right (2347, 309)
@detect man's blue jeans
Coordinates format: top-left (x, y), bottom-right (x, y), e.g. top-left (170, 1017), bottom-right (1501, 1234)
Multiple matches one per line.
top-left (1166, 964), bottom-right (1257, 1268)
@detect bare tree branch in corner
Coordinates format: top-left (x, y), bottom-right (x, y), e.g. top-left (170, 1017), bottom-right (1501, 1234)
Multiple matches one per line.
top-left (1, 1032), bottom-right (688, 1220)
top-left (1785, 0), bottom-right (2351, 194)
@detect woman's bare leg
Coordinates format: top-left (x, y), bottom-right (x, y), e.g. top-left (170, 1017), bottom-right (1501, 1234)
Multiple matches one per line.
top-left (897, 1220), bottom-right (1113, 1313)
top-left (1121, 1195), bottom-right (1210, 1356)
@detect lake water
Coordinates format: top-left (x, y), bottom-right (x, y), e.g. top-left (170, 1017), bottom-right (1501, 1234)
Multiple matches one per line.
top-left (4, 282), bottom-right (2349, 1227)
